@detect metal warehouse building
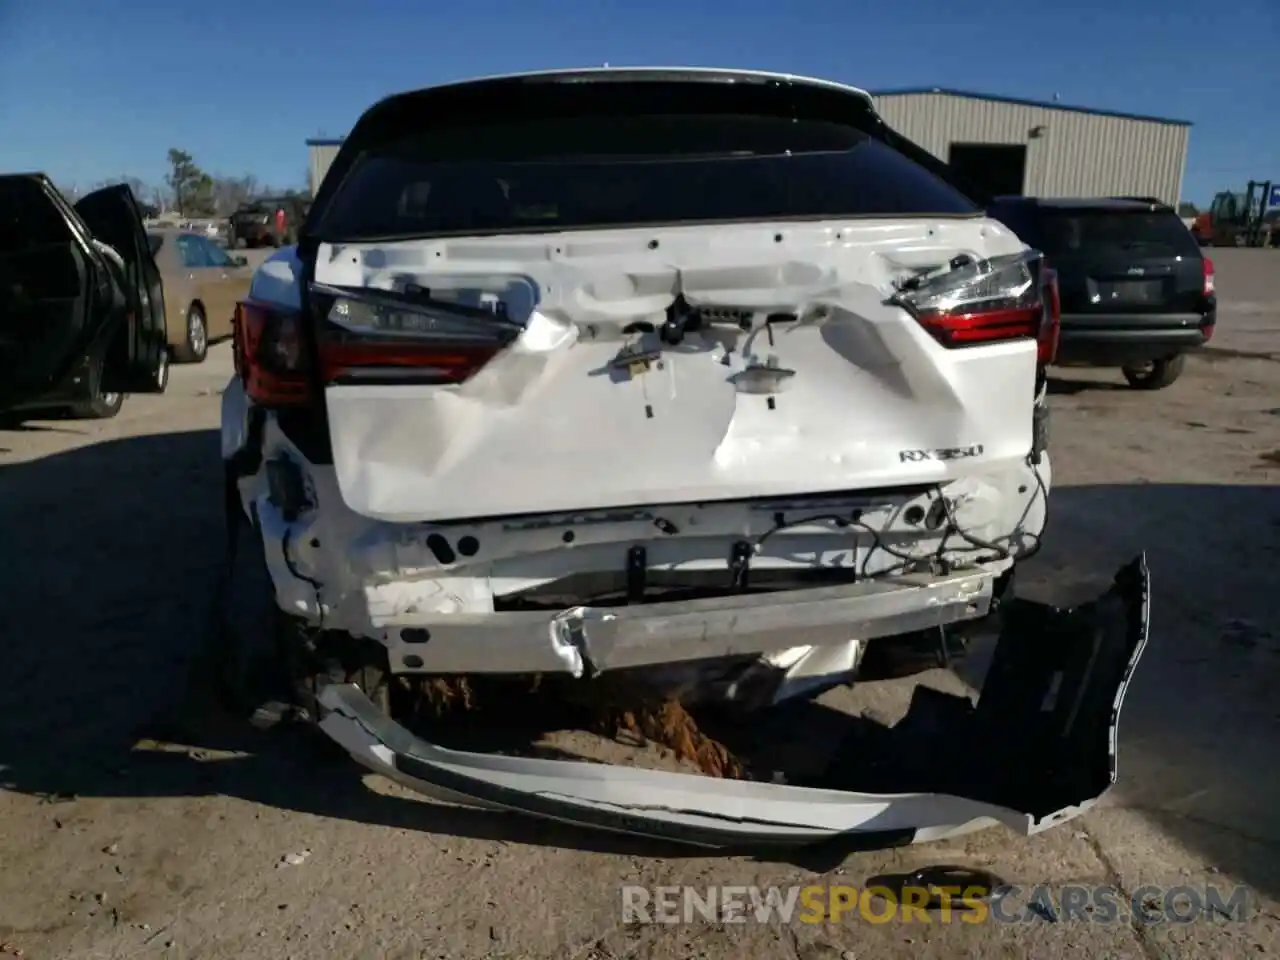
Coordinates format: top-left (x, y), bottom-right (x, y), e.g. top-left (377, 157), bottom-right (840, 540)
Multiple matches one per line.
top-left (307, 138), bottom-right (343, 197)
top-left (870, 88), bottom-right (1191, 204)
top-left (306, 86), bottom-right (1191, 204)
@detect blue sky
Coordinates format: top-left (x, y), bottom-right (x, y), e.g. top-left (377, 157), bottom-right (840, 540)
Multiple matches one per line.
top-left (0, 0), bottom-right (1274, 206)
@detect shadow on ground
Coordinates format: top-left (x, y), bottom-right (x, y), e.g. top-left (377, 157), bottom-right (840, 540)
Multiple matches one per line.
top-left (1047, 374), bottom-right (1130, 396)
top-left (1, 428), bottom-right (1277, 891)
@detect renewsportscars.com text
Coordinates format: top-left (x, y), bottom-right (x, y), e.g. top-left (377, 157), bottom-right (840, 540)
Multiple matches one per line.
top-left (621, 883), bottom-right (1251, 926)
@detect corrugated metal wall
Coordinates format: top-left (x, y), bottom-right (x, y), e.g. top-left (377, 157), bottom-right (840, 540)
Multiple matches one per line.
top-left (308, 142), bottom-right (343, 196)
top-left (873, 93), bottom-right (1189, 204)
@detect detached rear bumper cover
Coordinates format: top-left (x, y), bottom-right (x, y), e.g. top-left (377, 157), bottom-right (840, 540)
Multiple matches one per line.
top-left (317, 555), bottom-right (1150, 849)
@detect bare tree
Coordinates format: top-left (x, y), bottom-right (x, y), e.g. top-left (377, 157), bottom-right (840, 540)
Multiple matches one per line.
top-left (210, 174), bottom-right (259, 217)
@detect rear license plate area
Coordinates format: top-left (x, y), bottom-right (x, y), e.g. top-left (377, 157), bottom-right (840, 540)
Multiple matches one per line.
top-left (1089, 278), bottom-right (1168, 305)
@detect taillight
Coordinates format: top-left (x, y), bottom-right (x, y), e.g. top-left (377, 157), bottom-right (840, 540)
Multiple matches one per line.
top-left (1202, 256), bottom-right (1215, 297)
top-left (313, 284), bottom-right (519, 386)
top-left (233, 301), bottom-right (310, 408)
top-left (234, 287), bottom-right (521, 408)
top-left (1039, 266), bottom-right (1061, 365)
top-left (891, 250), bottom-right (1045, 350)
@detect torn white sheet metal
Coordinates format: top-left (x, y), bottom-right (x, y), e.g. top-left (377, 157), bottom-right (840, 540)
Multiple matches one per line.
top-left (317, 555), bottom-right (1150, 849)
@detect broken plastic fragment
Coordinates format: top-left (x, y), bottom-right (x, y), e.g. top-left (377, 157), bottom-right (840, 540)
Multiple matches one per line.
top-left (548, 606), bottom-right (616, 678)
top-left (277, 850), bottom-right (311, 868)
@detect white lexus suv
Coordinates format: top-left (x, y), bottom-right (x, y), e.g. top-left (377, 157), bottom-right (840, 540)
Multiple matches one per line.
top-left (218, 68), bottom-right (1149, 848)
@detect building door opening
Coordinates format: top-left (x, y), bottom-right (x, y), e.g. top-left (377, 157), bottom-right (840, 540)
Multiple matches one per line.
top-left (947, 143), bottom-right (1028, 204)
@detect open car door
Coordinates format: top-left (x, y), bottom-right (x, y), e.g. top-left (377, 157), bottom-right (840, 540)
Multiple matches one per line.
top-left (0, 174), bottom-right (107, 409)
top-left (73, 184), bottom-right (169, 394)
top-left (0, 175), bottom-right (167, 411)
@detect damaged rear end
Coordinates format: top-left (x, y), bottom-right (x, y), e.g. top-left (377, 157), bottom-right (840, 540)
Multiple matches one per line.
top-left (318, 555), bottom-right (1150, 846)
top-left (217, 68), bottom-right (1137, 847)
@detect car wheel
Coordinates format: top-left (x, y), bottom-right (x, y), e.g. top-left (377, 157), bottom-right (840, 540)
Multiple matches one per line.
top-left (214, 503), bottom-right (285, 712)
top-left (1122, 354), bottom-right (1186, 390)
top-left (173, 304), bottom-right (208, 364)
top-left (68, 389), bottom-right (124, 420)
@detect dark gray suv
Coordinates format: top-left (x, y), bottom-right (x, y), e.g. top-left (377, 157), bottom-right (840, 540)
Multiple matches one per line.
top-left (989, 196), bottom-right (1215, 389)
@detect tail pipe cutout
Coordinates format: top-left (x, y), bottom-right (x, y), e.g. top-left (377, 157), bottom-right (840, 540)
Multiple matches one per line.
top-left (317, 554), bottom-right (1151, 849)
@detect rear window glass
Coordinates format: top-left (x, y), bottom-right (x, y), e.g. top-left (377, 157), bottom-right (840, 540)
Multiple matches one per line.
top-left (1035, 211), bottom-right (1200, 258)
top-left (315, 114), bottom-right (978, 239)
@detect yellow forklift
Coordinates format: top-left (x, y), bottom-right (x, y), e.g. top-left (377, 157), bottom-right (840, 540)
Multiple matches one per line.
top-left (1192, 180), bottom-right (1278, 247)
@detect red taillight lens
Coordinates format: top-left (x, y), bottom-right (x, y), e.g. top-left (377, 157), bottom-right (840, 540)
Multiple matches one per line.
top-left (1202, 256), bottom-right (1215, 297)
top-left (233, 300), bottom-right (310, 408)
top-left (893, 250), bottom-right (1046, 350)
top-left (1038, 266), bottom-right (1061, 365)
top-left (317, 341), bottom-right (503, 384)
top-left (914, 304), bottom-right (1043, 347)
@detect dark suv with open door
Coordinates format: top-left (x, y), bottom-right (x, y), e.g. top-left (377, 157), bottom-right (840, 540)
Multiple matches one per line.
top-left (0, 174), bottom-right (170, 421)
top-left (988, 196), bottom-right (1215, 389)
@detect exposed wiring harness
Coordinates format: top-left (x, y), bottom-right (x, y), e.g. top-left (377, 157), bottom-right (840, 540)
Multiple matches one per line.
top-left (748, 508), bottom-right (957, 581)
top-left (747, 456), bottom-right (1051, 580)
top-left (749, 511), bottom-right (923, 580)
top-left (1016, 454), bottom-right (1051, 560)
top-left (937, 494), bottom-right (1011, 562)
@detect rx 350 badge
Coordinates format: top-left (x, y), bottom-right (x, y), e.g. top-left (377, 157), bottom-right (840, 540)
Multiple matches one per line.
top-left (899, 444), bottom-right (985, 463)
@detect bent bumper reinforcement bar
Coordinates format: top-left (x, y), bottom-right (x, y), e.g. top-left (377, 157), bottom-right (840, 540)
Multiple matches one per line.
top-left (318, 555), bottom-right (1150, 849)
top-left (378, 564), bottom-right (1008, 677)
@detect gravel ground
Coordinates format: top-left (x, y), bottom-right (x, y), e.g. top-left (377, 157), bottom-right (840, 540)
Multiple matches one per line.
top-left (0, 248), bottom-right (1277, 959)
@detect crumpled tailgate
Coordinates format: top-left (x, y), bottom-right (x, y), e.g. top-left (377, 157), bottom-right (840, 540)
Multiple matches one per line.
top-left (317, 555), bottom-right (1150, 848)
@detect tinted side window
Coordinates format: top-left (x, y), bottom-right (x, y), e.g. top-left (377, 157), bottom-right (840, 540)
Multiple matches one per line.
top-left (198, 236), bottom-right (232, 267)
top-left (175, 234), bottom-right (208, 268)
top-left (316, 114), bottom-right (978, 239)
